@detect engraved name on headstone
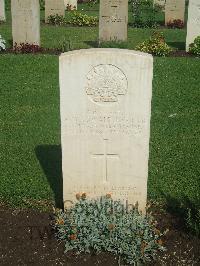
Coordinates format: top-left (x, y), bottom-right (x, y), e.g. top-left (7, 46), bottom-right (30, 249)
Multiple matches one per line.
top-left (186, 0), bottom-right (200, 51)
top-left (60, 49), bottom-right (153, 213)
top-left (11, 0), bottom-right (40, 46)
top-left (99, 0), bottom-right (128, 42)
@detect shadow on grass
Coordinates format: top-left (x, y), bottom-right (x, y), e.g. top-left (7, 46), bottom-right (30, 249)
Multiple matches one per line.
top-left (167, 41), bottom-right (186, 50)
top-left (35, 145), bottom-right (63, 209)
top-left (84, 40), bottom-right (99, 48)
top-left (161, 192), bottom-right (200, 236)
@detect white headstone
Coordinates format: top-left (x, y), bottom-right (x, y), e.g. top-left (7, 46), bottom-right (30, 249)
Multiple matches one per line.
top-left (64, 0), bottom-right (77, 10)
top-left (45, 0), bottom-right (65, 23)
top-left (99, 0), bottom-right (128, 42)
top-left (11, 0), bottom-right (40, 46)
top-left (0, 0), bottom-right (5, 21)
top-left (165, 0), bottom-right (185, 25)
top-left (186, 0), bottom-right (200, 51)
top-left (154, 0), bottom-right (166, 9)
top-left (60, 49), bottom-right (153, 213)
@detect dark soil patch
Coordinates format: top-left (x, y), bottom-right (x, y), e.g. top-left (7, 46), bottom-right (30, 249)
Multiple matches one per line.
top-left (169, 50), bottom-right (195, 57)
top-left (0, 206), bottom-right (199, 266)
top-left (4, 47), bottom-right (62, 55)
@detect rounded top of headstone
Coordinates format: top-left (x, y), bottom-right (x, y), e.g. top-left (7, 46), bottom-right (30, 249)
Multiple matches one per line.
top-left (60, 48), bottom-right (153, 60)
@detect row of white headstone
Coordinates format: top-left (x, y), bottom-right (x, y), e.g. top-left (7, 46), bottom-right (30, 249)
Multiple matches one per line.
top-left (6, 0), bottom-right (200, 52)
top-left (154, 0), bottom-right (200, 51)
top-left (0, 0), bottom-right (78, 23)
top-left (0, 0), bottom-right (187, 25)
top-left (8, 0), bottom-right (128, 46)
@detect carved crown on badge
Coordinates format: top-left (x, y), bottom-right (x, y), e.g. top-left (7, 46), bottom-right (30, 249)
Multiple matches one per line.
top-left (85, 64), bottom-right (127, 104)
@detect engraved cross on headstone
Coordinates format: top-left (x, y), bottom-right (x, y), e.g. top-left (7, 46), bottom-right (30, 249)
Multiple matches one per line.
top-left (92, 139), bottom-right (119, 184)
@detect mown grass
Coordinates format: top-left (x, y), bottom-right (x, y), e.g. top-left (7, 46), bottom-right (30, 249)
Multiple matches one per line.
top-left (150, 58), bottom-right (200, 209)
top-left (0, 55), bottom-right (60, 208)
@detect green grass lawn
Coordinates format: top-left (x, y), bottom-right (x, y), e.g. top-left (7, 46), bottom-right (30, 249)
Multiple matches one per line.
top-left (0, 54), bottom-right (60, 208)
top-left (0, 5), bottom-right (199, 234)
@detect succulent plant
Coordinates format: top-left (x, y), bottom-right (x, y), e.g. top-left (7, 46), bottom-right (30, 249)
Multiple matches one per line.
top-left (54, 195), bottom-right (166, 265)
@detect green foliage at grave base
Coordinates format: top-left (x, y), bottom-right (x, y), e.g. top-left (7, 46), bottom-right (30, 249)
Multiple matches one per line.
top-left (68, 11), bottom-right (98, 26)
top-left (135, 31), bottom-right (172, 56)
top-left (47, 12), bottom-right (98, 27)
top-left (54, 195), bottom-right (166, 265)
top-left (58, 38), bottom-right (72, 53)
top-left (166, 19), bottom-right (184, 29)
top-left (47, 15), bottom-right (66, 26)
top-left (189, 36), bottom-right (200, 56)
top-left (13, 43), bottom-right (42, 53)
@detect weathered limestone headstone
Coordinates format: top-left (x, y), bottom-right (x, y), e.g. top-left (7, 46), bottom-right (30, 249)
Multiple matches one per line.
top-left (11, 0), bottom-right (40, 46)
top-left (60, 49), bottom-right (153, 213)
top-left (0, 0), bottom-right (6, 21)
top-left (186, 0), bottom-right (200, 51)
top-left (153, 0), bottom-right (166, 9)
top-left (165, 0), bottom-right (185, 25)
top-left (45, 0), bottom-right (65, 23)
top-left (99, 0), bottom-right (128, 42)
top-left (64, 0), bottom-right (77, 10)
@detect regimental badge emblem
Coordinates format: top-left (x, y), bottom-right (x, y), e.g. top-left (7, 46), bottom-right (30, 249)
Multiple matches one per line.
top-left (85, 64), bottom-right (127, 104)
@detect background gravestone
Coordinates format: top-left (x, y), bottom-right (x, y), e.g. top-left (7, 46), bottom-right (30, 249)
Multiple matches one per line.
top-left (0, 0), bottom-right (5, 21)
top-left (186, 0), bottom-right (200, 51)
top-left (60, 49), bottom-right (153, 213)
top-left (153, 0), bottom-right (166, 9)
top-left (99, 0), bottom-right (128, 42)
top-left (11, 0), bottom-right (40, 46)
top-left (64, 0), bottom-right (77, 10)
top-left (165, 0), bottom-right (185, 25)
top-left (45, 0), bottom-right (65, 23)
